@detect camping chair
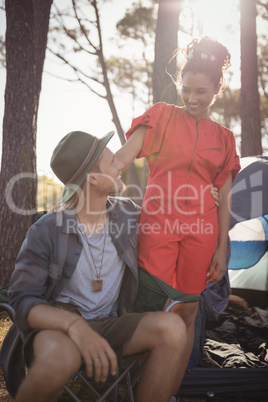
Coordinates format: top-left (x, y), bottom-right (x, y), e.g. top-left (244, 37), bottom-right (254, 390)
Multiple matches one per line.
top-left (0, 299), bottom-right (145, 402)
top-left (0, 210), bottom-right (200, 401)
top-left (0, 211), bottom-right (144, 402)
top-left (133, 267), bottom-right (200, 314)
top-left (0, 285), bottom-right (198, 402)
top-left (62, 268), bottom-right (200, 400)
top-left (0, 270), bottom-right (199, 402)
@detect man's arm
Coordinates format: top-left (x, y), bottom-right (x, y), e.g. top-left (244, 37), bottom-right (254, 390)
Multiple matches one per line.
top-left (28, 304), bottom-right (117, 382)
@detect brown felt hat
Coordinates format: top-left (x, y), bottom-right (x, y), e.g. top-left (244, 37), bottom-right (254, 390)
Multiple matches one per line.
top-left (50, 130), bottom-right (114, 202)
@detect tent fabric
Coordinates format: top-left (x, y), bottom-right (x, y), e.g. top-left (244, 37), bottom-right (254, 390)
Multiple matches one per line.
top-left (229, 251), bottom-right (268, 292)
top-left (228, 157), bottom-right (268, 300)
top-left (179, 367), bottom-right (268, 397)
top-left (229, 215), bottom-right (268, 270)
top-left (230, 156), bottom-right (268, 227)
top-left (228, 240), bottom-right (267, 269)
top-left (259, 215), bottom-right (268, 239)
top-left (228, 215), bottom-right (268, 299)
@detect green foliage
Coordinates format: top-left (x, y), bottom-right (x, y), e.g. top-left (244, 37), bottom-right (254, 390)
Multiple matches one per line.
top-left (108, 1), bottom-right (156, 108)
top-left (106, 57), bottom-right (141, 89)
top-left (37, 175), bottom-right (63, 211)
top-left (121, 158), bottom-right (149, 198)
top-left (258, 35), bottom-right (268, 98)
top-left (116, 4), bottom-right (156, 43)
top-left (211, 88), bottom-right (241, 128)
top-left (254, 34), bottom-right (268, 139)
top-left (0, 35), bottom-right (5, 68)
top-left (106, 56), bottom-right (153, 107)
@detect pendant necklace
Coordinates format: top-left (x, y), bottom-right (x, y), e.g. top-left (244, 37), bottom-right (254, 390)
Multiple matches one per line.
top-left (78, 223), bottom-right (107, 293)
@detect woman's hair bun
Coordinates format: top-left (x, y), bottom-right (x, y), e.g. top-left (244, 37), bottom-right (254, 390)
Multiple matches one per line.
top-left (186, 37), bottom-right (231, 70)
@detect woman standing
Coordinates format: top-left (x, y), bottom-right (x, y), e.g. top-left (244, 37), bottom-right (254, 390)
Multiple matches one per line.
top-left (116, 37), bottom-right (240, 387)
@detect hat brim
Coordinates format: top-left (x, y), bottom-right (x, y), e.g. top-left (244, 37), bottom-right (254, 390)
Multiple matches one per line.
top-left (62, 130), bottom-right (115, 202)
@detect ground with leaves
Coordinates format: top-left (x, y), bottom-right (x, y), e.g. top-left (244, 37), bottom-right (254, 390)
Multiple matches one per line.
top-left (0, 311), bottom-right (12, 401)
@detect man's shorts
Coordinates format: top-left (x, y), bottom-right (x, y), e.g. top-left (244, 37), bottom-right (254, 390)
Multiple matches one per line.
top-left (23, 311), bottom-right (148, 369)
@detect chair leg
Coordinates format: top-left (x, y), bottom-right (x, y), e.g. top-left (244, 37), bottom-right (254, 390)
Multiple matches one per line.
top-left (75, 371), bottom-right (102, 398)
top-left (126, 371), bottom-right (135, 402)
top-left (113, 370), bottom-right (119, 402)
top-left (62, 358), bottom-right (141, 402)
top-left (63, 385), bottom-right (82, 402)
top-left (95, 359), bottom-right (139, 402)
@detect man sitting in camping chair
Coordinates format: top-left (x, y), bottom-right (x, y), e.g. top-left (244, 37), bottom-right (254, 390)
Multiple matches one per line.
top-left (9, 130), bottom-right (188, 402)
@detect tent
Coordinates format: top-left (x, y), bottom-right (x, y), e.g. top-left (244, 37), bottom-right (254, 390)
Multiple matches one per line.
top-left (179, 156), bottom-right (268, 398)
top-left (230, 156), bottom-right (268, 226)
top-left (229, 156), bottom-right (268, 307)
top-left (228, 215), bottom-right (268, 308)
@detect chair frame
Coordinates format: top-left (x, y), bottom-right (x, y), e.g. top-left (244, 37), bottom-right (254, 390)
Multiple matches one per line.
top-left (1, 211), bottom-right (197, 401)
top-left (0, 295), bottom-right (190, 401)
top-left (0, 301), bottom-right (146, 402)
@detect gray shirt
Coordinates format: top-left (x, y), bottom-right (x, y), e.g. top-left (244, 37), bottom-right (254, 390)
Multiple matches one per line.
top-left (57, 220), bottom-right (126, 319)
top-left (9, 196), bottom-right (141, 335)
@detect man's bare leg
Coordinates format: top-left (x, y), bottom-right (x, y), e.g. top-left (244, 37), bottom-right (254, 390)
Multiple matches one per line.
top-left (123, 311), bottom-right (187, 402)
top-left (15, 330), bottom-right (82, 402)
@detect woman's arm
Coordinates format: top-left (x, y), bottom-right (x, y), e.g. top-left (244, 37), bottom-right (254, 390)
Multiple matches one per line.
top-left (115, 125), bottom-right (147, 170)
top-left (206, 174), bottom-right (232, 284)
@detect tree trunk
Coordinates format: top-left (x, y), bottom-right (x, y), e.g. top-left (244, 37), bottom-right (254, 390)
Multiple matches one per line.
top-left (240, 0), bottom-right (262, 156)
top-left (0, 0), bottom-right (53, 287)
top-left (152, 0), bottom-right (182, 104)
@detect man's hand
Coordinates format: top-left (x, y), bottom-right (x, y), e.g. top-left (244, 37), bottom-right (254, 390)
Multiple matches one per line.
top-left (210, 186), bottom-right (219, 207)
top-left (27, 304), bottom-right (117, 383)
top-left (67, 318), bottom-right (118, 382)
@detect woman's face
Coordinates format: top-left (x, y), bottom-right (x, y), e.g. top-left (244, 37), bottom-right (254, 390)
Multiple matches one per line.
top-left (181, 72), bottom-right (220, 121)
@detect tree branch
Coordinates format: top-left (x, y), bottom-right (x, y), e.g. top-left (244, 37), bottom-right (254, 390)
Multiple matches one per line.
top-left (51, 3), bottom-right (97, 56)
top-left (47, 47), bottom-right (104, 86)
top-left (72, 0), bottom-right (99, 52)
top-left (256, 1), bottom-right (268, 11)
top-left (259, 59), bottom-right (268, 101)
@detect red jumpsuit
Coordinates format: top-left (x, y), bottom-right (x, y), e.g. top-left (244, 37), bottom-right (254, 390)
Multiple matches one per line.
top-left (126, 102), bottom-right (241, 294)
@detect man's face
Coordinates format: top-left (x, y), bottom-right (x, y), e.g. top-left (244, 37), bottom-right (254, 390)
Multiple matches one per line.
top-left (96, 147), bottom-right (125, 195)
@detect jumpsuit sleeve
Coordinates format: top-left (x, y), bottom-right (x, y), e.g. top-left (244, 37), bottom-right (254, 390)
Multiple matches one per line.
top-left (125, 102), bottom-right (175, 158)
top-left (214, 130), bottom-right (241, 189)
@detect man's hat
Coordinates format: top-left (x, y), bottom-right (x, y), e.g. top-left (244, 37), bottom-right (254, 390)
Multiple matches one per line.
top-left (50, 130), bottom-right (114, 202)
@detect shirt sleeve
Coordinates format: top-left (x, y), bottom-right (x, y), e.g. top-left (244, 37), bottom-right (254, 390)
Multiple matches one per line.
top-left (9, 220), bottom-right (53, 334)
top-left (125, 102), bottom-right (175, 158)
top-left (214, 130), bottom-right (241, 189)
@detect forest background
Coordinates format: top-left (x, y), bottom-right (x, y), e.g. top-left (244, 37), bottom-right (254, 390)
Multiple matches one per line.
top-left (0, 0), bottom-right (267, 286)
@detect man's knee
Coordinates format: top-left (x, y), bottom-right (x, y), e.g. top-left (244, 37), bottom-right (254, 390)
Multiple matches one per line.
top-left (33, 330), bottom-right (82, 378)
top-left (153, 312), bottom-right (187, 349)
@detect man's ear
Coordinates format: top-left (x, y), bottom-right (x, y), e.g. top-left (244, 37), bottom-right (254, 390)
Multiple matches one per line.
top-left (215, 83), bottom-right (221, 95)
top-left (86, 173), bottom-right (98, 185)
